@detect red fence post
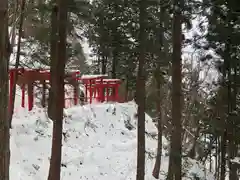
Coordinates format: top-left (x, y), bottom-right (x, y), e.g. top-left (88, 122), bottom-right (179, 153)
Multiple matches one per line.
top-left (89, 80), bottom-right (92, 104)
top-left (21, 85), bottom-right (25, 107)
top-left (20, 68), bottom-right (25, 108)
top-left (96, 83), bottom-right (103, 102)
top-left (42, 80), bottom-right (46, 107)
top-left (106, 82), bottom-right (109, 102)
top-left (115, 83), bottom-right (120, 102)
top-left (9, 70), bottom-right (14, 112)
top-left (84, 80), bottom-right (88, 103)
top-left (28, 83), bottom-right (34, 111)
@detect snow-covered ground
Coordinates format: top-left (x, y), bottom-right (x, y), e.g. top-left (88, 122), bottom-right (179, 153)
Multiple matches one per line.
top-left (10, 93), bottom-right (213, 180)
top-left (10, 101), bottom-right (156, 180)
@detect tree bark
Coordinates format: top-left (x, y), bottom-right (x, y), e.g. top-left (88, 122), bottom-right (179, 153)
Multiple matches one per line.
top-left (136, 0), bottom-right (147, 179)
top-left (111, 29), bottom-right (118, 79)
top-left (8, 0), bottom-right (26, 127)
top-left (152, 4), bottom-right (165, 178)
top-left (48, 0), bottom-right (59, 120)
top-left (47, 0), bottom-right (67, 179)
top-left (10, 0), bottom-right (19, 47)
top-left (167, 0), bottom-right (183, 179)
top-left (220, 130), bottom-right (226, 180)
top-left (227, 44), bottom-right (238, 180)
top-left (152, 83), bottom-right (162, 179)
top-left (0, 1), bottom-right (11, 179)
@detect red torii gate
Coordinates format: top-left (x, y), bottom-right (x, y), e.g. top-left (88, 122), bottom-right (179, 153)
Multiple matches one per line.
top-left (95, 79), bottom-right (121, 102)
top-left (9, 68), bottom-right (81, 111)
top-left (80, 74), bottom-right (107, 104)
top-left (80, 75), bottom-right (122, 103)
top-left (9, 68), bottom-right (123, 111)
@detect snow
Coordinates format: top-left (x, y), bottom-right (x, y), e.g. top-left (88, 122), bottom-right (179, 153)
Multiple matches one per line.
top-left (81, 74), bottom-right (108, 79)
top-left (10, 101), bottom-right (155, 179)
top-left (10, 92), bottom-right (213, 180)
top-left (101, 79), bottom-right (121, 82)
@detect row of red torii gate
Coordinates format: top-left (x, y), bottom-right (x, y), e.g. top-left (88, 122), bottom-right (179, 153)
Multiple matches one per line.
top-left (9, 68), bottom-right (123, 111)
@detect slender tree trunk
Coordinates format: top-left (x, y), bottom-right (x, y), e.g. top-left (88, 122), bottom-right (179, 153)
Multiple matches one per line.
top-left (215, 137), bottom-right (219, 179)
top-left (152, 4), bottom-right (165, 178)
top-left (101, 55), bottom-right (107, 74)
top-left (220, 130), bottom-right (226, 180)
top-left (125, 77), bottom-right (129, 101)
top-left (228, 48), bottom-right (238, 180)
top-left (10, 0), bottom-right (19, 47)
top-left (47, 0), bottom-right (67, 179)
top-left (99, 15), bottom-right (107, 75)
top-left (111, 51), bottom-right (117, 79)
top-left (0, 1), bottom-right (11, 179)
top-left (111, 4), bottom-right (119, 81)
top-left (111, 28), bottom-right (118, 79)
top-left (48, 0), bottom-right (58, 119)
top-left (136, 0), bottom-right (147, 179)
top-left (188, 126), bottom-right (200, 159)
top-left (219, 43), bottom-right (229, 180)
top-left (9, 0), bottom-right (26, 127)
top-left (152, 81), bottom-right (162, 179)
top-left (111, 31), bottom-right (118, 96)
top-left (167, 151), bottom-right (174, 180)
top-left (167, 0), bottom-right (183, 179)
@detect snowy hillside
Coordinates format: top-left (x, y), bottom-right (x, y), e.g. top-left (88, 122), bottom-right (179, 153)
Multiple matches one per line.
top-left (10, 102), bottom-right (156, 180)
top-left (10, 95), bottom-right (213, 179)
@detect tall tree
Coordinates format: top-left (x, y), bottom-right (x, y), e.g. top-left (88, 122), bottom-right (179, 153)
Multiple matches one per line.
top-left (136, 0), bottom-right (147, 179)
top-left (0, 0), bottom-right (11, 179)
top-left (8, 0), bottom-right (26, 127)
top-left (205, 0), bottom-right (240, 179)
top-left (47, 0), bottom-right (68, 179)
top-left (167, 0), bottom-right (183, 179)
top-left (152, 1), bottom-right (166, 178)
top-left (47, 0), bottom-right (58, 119)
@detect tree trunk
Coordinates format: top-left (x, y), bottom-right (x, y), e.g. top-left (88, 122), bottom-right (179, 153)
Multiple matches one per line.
top-left (152, 84), bottom-right (162, 179)
top-left (47, 0), bottom-right (67, 179)
top-left (125, 77), bottom-right (129, 101)
top-left (48, 0), bottom-right (58, 119)
top-left (167, 151), bottom-right (174, 180)
top-left (220, 130), bottom-right (226, 180)
top-left (215, 137), bottom-right (219, 179)
top-left (167, 0), bottom-right (183, 179)
top-left (218, 42), bottom-right (229, 180)
top-left (187, 126), bottom-right (200, 159)
top-left (10, 0), bottom-right (19, 47)
top-left (228, 47), bottom-right (238, 180)
top-left (101, 55), bottom-right (107, 74)
top-left (8, 0), bottom-right (26, 127)
top-left (0, 1), bottom-right (11, 179)
top-left (111, 3), bottom-right (120, 80)
top-left (99, 15), bottom-right (107, 75)
top-left (136, 0), bottom-right (147, 179)
top-left (152, 4), bottom-right (165, 179)
top-left (111, 28), bottom-right (118, 96)
top-left (111, 30), bottom-right (117, 80)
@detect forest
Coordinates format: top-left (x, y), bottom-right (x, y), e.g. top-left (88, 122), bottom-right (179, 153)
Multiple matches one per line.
top-left (0, 0), bottom-right (240, 180)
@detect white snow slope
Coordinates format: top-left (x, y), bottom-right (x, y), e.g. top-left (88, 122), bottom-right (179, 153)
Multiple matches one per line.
top-left (11, 102), bottom-right (156, 180)
top-left (10, 100), bottom-right (213, 180)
